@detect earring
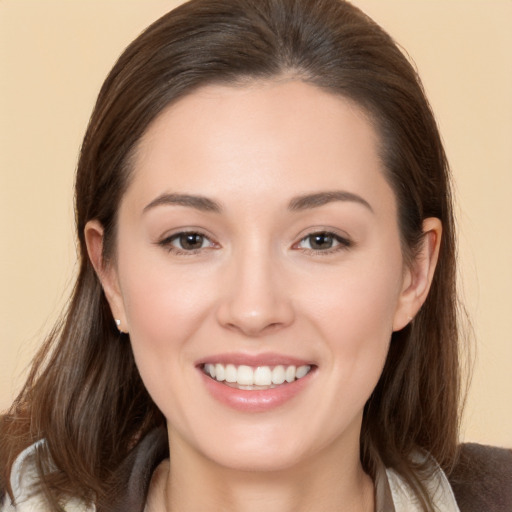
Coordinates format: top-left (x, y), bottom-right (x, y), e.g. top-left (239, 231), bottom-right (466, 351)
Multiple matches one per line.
top-left (115, 319), bottom-right (123, 333)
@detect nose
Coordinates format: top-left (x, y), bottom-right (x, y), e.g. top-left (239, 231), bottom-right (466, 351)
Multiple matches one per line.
top-left (215, 245), bottom-right (295, 337)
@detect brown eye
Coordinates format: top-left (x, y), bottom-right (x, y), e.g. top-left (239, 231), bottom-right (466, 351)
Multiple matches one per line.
top-left (297, 231), bottom-right (351, 252)
top-left (308, 233), bottom-right (335, 250)
top-left (163, 232), bottom-right (211, 251)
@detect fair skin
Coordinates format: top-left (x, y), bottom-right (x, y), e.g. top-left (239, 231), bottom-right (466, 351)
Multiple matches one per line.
top-left (86, 80), bottom-right (441, 512)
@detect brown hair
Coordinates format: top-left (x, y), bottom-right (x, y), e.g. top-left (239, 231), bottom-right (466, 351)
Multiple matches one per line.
top-left (0, 0), bottom-right (463, 510)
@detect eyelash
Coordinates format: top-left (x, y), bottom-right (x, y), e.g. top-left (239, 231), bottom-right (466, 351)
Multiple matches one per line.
top-left (157, 230), bottom-right (352, 256)
top-left (158, 230), bottom-right (216, 255)
top-left (294, 231), bottom-right (352, 255)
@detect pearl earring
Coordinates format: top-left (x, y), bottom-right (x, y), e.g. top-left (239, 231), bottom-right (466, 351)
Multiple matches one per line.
top-left (115, 318), bottom-right (129, 335)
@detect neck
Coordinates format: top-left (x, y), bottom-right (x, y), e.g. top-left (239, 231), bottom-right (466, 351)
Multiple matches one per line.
top-left (148, 428), bottom-right (374, 512)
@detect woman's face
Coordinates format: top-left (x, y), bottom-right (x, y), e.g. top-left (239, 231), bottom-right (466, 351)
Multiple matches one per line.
top-left (94, 80), bottom-right (423, 472)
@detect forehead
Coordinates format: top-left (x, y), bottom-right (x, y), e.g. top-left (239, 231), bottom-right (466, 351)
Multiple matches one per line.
top-left (127, 80), bottom-right (393, 214)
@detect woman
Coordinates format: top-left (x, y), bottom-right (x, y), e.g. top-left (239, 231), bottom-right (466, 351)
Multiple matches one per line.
top-left (1, 0), bottom-right (510, 511)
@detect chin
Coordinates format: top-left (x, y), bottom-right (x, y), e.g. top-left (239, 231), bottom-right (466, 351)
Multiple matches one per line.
top-left (206, 444), bottom-right (309, 474)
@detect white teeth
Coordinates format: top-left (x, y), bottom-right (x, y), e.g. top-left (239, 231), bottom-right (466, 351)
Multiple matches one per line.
top-left (271, 365), bottom-right (286, 384)
top-left (203, 363), bottom-right (312, 388)
top-left (285, 365), bottom-right (296, 383)
top-left (254, 366), bottom-right (272, 386)
top-left (296, 365), bottom-right (310, 379)
top-left (237, 365), bottom-right (254, 385)
top-left (225, 364), bottom-right (237, 383)
top-left (215, 363), bottom-right (225, 381)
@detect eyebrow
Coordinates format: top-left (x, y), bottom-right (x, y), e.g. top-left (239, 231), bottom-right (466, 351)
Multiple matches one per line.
top-left (143, 190), bottom-right (373, 215)
top-left (143, 193), bottom-right (222, 214)
top-left (288, 191), bottom-right (374, 213)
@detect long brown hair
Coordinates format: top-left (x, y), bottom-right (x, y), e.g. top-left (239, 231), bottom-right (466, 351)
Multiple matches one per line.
top-left (1, 0), bottom-right (464, 510)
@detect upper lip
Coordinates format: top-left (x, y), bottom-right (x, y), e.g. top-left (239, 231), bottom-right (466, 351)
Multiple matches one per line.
top-left (195, 352), bottom-right (315, 368)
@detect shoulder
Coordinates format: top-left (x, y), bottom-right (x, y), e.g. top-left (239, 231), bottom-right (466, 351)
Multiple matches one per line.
top-left (1, 428), bottom-right (168, 512)
top-left (448, 443), bottom-right (512, 512)
top-left (1, 440), bottom-right (48, 512)
top-left (0, 441), bottom-right (94, 512)
top-left (385, 453), bottom-right (460, 512)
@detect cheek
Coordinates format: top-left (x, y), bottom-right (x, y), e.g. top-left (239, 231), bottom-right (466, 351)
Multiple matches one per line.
top-left (115, 246), bottom-right (219, 398)
top-left (305, 255), bottom-right (402, 340)
top-left (118, 245), bottom-right (216, 342)
top-left (302, 252), bottom-right (403, 383)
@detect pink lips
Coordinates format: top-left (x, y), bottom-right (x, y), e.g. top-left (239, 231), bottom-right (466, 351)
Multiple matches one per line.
top-left (196, 352), bottom-right (316, 413)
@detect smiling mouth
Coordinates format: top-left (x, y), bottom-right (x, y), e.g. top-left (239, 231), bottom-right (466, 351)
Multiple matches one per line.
top-left (201, 363), bottom-right (313, 390)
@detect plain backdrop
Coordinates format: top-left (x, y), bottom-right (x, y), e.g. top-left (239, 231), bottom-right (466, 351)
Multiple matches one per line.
top-left (1, 0), bottom-right (511, 446)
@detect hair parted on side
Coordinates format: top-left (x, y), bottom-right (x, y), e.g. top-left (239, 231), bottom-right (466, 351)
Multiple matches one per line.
top-left (0, 1), bottom-right (464, 510)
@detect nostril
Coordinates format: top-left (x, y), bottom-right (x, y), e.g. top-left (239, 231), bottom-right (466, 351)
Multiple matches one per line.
top-left (215, 282), bottom-right (295, 335)
top-left (223, 317), bottom-right (289, 337)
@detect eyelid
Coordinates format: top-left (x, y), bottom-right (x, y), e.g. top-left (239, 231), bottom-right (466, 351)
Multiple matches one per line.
top-left (156, 228), bottom-right (219, 254)
top-left (291, 228), bottom-right (353, 254)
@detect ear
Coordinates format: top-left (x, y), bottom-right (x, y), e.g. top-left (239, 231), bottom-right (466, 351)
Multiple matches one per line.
top-left (392, 218), bottom-right (442, 331)
top-left (84, 220), bottom-right (128, 333)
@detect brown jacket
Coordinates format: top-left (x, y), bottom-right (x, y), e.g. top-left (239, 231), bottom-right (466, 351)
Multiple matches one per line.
top-left (449, 442), bottom-right (512, 512)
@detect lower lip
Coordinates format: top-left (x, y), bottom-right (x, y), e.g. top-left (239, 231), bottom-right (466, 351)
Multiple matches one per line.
top-left (199, 369), bottom-right (315, 412)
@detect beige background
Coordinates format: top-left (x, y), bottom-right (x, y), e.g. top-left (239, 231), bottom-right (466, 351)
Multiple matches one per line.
top-left (1, 1), bottom-right (511, 446)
